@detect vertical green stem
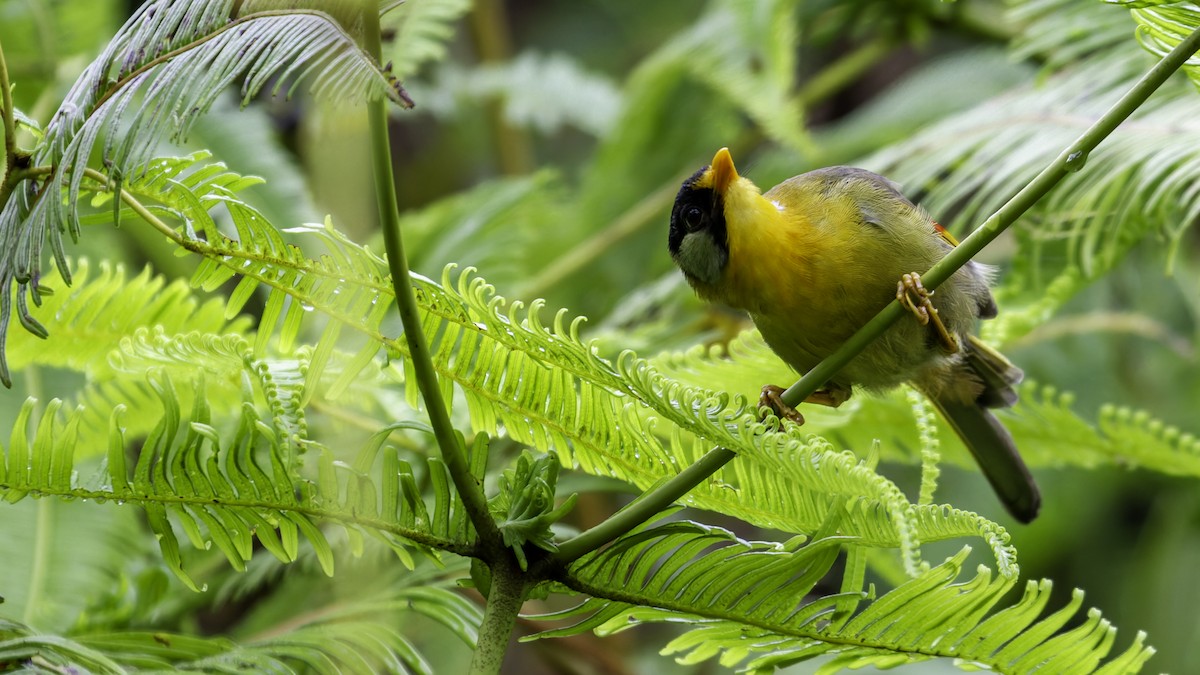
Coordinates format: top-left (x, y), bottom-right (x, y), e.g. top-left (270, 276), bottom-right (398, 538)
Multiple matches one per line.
top-left (469, 563), bottom-right (527, 675)
top-left (360, 2), bottom-right (501, 549)
top-left (1, 35), bottom-right (18, 207)
top-left (0, 36), bottom-right (14, 170)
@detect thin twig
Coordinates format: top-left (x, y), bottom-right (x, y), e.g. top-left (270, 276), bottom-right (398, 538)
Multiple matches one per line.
top-left (0, 36), bottom-right (16, 175)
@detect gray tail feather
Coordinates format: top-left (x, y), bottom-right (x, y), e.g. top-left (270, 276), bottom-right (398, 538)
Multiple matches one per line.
top-left (929, 395), bottom-right (1041, 523)
top-left (965, 335), bottom-right (1023, 409)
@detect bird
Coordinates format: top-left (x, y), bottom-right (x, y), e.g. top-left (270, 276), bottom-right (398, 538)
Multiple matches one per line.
top-left (667, 147), bottom-right (1040, 523)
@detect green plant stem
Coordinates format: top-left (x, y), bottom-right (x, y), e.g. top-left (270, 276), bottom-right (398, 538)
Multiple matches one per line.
top-left (469, 562), bottom-right (527, 675)
top-left (360, 3), bottom-right (501, 549)
top-left (553, 23), bottom-right (1200, 566)
top-left (553, 445), bottom-right (736, 565)
top-left (0, 35), bottom-right (15, 174)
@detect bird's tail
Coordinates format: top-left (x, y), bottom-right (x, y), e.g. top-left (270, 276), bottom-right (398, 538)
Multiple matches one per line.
top-left (964, 335), bottom-right (1023, 408)
top-left (927, 337), bottom-right (1039, 523)
top-left (928, 395), bottom-right (1040, 523)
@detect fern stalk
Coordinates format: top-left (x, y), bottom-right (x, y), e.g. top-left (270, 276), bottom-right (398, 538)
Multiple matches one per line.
top-left (471, 559), bottom-right (528, 675)
top-left (553, 22), bottom-right (1200, 566)
top-left (0, 36), bottom-right (18, 207)
top-left (360, 1), bottom-right (502, 551)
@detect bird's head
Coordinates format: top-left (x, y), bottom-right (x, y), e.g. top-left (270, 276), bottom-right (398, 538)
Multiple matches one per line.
top-left (668, 147), bottom-right (750, 287)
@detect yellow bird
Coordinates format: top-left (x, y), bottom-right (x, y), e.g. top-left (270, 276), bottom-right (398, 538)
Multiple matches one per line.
top-left (668, 147), bottom-right (1040, 523)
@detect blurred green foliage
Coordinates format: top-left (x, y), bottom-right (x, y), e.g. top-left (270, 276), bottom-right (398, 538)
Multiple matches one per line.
top-left (3, 0), bottom-right (1200, 672)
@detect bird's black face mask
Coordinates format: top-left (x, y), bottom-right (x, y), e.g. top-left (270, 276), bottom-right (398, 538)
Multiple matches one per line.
top-left (668, 166), bottom-right (728, 285)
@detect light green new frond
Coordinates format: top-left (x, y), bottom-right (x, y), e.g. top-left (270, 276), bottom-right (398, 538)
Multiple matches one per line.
top-left (5, 257), bottom-right (250, 376)
top-left (110, 328), bottom-right (311, 456)
top-left (0, 373), bottom-right (474, 591)
top-left (1104, 0), bottom-right (1200, 89)
top-left (533, 524), bottom-right (1150, 674)
top-left (0, 0), bottom-right (407, 384)
top-left (1097, 404), bottom-right (1200, 475)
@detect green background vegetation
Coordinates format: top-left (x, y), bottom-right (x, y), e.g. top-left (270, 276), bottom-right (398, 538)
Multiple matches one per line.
top-left (2, 0), bottom-right (1200, 672)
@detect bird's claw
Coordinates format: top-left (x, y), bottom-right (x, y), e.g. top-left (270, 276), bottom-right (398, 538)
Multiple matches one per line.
top-left (897, 272), bottom-right (958, 353)
top-left (759, 384), bottom-right (805, 427)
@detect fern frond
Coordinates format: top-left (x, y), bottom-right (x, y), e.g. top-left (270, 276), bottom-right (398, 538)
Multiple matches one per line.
top-left (4, 153), bottom-right (1016, 570)
top-left (4, 257), bottom-right (251, 377)
top-left (90, 154), bottom-right (1021, 572)
top-left (0, 372), bottom-right (476, 590)
top-left (651, 327), bottom-right (1200, 483)
top-left (0, 0), bottom-right (408, 386)
top-left (528, 522), bottom-right (1153, 674)
top-left (0, 571), bottom-right (482, 673)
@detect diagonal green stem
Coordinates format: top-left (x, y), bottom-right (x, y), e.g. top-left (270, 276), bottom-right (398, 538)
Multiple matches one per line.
top-left (553, 24), bottom-right (1200, 566)
top-left (782, 23), bottom-right (1200, 408)
top-left (360, 3), bottom-right (501, 550)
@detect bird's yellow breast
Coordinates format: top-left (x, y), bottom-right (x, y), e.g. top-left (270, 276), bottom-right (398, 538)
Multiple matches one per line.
top-left (704, 175), bottom-right (929, 377)
top-left (702, 177), bottom-right (822, 314)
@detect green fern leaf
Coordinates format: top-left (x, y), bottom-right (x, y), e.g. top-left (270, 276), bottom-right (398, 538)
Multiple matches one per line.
top-left (527, 521), bottom-right (1153, 674)
top-left (0, 370), bottom-right (474, 588)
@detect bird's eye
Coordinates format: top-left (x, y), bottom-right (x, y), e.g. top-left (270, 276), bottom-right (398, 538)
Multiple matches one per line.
top-left (684, 206), bottom-right (704, 231)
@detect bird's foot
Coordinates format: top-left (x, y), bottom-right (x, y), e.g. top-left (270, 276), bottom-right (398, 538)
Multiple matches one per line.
top-left (758, 384), bottom-right (852, 429)
top-left (897, 272), bottom-right (959, 354)
top-left (805, 384), bottom-right (852, 408)
top-left (759, 385), bottom-right (805, 427)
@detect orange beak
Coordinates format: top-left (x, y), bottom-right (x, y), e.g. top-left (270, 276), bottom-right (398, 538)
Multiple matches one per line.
top-left (711, 147), bottom-right (738, 195)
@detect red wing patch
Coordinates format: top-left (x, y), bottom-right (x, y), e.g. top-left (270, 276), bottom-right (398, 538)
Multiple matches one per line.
top-left (933, 221), bottom-right (960, 247)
